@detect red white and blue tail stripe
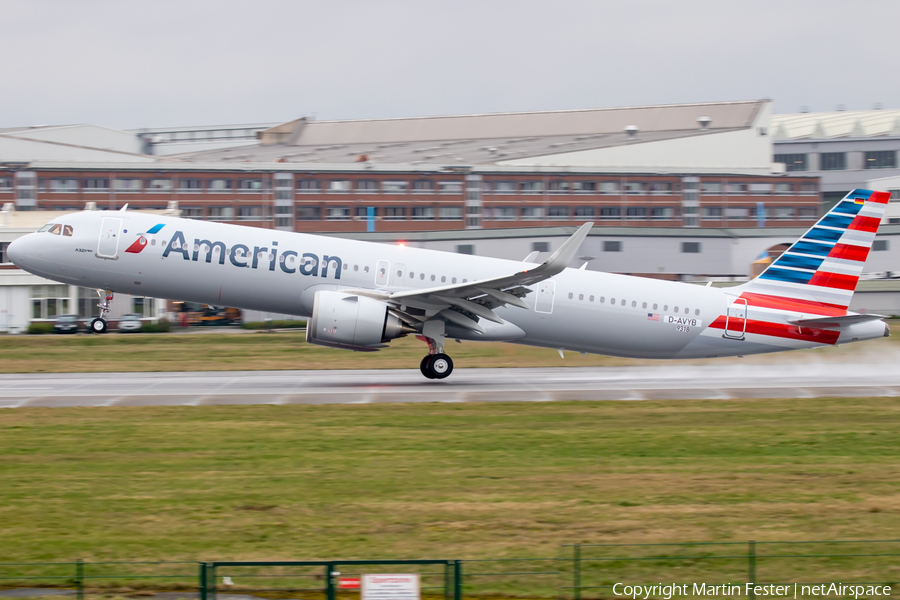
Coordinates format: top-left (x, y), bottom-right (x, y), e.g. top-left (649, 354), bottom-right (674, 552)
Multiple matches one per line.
top-left (738, 189), bottom-right (890, 309)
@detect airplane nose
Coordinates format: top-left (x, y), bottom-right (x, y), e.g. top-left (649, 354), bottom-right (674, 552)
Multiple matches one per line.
top-left (6, 234), bottom-right (34, 267)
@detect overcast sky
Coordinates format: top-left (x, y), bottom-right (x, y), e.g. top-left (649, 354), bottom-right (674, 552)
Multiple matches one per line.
top-left (2, 0), bottom-right (899, 129)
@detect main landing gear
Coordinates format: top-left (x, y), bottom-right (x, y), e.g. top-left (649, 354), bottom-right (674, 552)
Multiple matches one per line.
top-left (417, 320), bottom-right (453, 379)
top-left (90, 290), bottom-right (114, 334)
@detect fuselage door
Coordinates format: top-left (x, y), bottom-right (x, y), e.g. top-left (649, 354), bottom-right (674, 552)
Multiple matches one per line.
top-left (534, 280), bottom-right (556, 314)
top-left (96, 217), bottom-right (122, 260)
top-left (724, 297), bottom-right (747, 340)
top-left (375, 260), bottom-right (390, 287)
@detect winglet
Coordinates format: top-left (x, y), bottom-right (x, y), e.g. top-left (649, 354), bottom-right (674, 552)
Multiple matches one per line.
top-left (526, 222), bottom-right (593, 279)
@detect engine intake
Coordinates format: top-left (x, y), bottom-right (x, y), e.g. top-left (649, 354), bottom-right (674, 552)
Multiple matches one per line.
top-left (306, 290), bottom-right (412, 351)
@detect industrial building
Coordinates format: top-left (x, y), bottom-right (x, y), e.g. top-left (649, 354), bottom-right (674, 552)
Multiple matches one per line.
top-left (2, 99), bottom-right (899, 332)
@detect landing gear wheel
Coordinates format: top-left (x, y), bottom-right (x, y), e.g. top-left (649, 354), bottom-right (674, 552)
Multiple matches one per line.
top-left (90, 317), bottom-right (108, 334)
top-left (428, 353), bottom-right (453, 379)
top-left (420, 355), bottom-right (436, 379)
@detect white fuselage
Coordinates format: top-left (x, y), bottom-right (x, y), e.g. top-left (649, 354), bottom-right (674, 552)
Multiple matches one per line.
top-left (8, 211), bottom-right (886, 359)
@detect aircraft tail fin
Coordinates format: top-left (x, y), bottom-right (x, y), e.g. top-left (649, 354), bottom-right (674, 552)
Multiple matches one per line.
top-left (736, 189), bottom-right (890, 309)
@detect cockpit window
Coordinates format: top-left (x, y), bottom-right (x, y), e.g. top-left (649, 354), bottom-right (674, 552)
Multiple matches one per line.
top-left (49, 224), bottom-right (62, 235)
top-left (63, 225), bottom-right (73, 237)
top-left (38, 224), bottom-right (54, 232)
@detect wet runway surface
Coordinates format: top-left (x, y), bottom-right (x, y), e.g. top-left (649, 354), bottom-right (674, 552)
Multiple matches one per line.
top-left (1, 363), bottom-right (899, 407)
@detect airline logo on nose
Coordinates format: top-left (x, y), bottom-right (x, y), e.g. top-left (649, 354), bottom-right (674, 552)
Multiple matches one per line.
top-left (125, 224), bottom-right (164, 254)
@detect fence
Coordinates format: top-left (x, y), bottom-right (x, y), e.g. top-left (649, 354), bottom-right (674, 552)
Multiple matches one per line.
top-left (0, 539), bottom-right (898, 599)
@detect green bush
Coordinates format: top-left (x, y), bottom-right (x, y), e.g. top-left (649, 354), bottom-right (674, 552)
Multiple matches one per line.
top-left (140, 319), bottom-right (172, 333)
top-left (27, 322), bottom-right (55, 335)
top-left (240, 320), bottom-right (306, 330)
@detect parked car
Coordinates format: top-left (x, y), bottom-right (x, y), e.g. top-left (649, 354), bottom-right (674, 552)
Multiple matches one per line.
top-left (53, 314), bottom-right (81, 334)
top-left (117, 313), bottom-right (144, 333)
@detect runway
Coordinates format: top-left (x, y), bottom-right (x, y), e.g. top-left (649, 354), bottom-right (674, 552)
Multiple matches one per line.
top-left (1, 363), bottom-right (899, 407)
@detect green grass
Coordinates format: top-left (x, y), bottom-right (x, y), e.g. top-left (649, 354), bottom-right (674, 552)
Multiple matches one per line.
top-left (1, 399), bottom-right (899, 596)
top-left (1, 329), bottom-right (898, 373)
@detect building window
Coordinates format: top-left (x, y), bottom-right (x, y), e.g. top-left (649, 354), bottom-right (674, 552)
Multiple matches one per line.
top-left (178, 178), bottom-right (203, 192)
top-left (727, 182), bottom-right (748, 194)
top-left (701, 182), bottom-right (722, 193)
top-left (384, 207), bottom-right (407, 220)
top-left (702, 206), bottom-right (723, 218)
top-left (599, 181), bottom-right (620, 194)
top-left (798, 207), bottom-right (818, 219)
top-left (237, 206), bottom-right (261, 220)
top-left (521, 207), bottom-right (543, 220)
top-left (652, 207), bottom-right (675, 220)
top-left (651, 182), bottom-right (673, 194)
top-left (412, 206), bottom-right (435, 220)
top-left (492, 181), bottom-right (516, 194)
top-left (774, 207), bottom-right (794, 220)
top-left (774, 182), bottom-right (793, 194)
top-left (532, 241), bottom-right (549, 253)
top-left (439, 206), bottom-right (462, 220)
top-left (774, 154), bottom-right (808, 172)
top-left (603, 241), bottom-right (622, 252)
top-left (573, 181), bottom-right (596, 193)
top-left (0, 241), bottom-right (10, 263)
top-left (548, 181), bottom-right (569, 193)
top-left (521, 181), bottom-right (543, 194)
top-left (624, 182), bottom-right (647, 194)
top-left (0, 177), bottom-right (12, 190)
top-left (439, 181), bottom-right (463, 194)
top-left (491, 207), bottom-right (516, 220)
top-left (208, 178), bottom-right (232, 192)
top-left (820, 152), bottom-right (846, 171)
top-left (208, 207), bottom-right (234, 220)
top-left (297, 179), bottom-right (321, 193)
top-left (50, 178), bottom-right (79, 193)
top-left (682, 242), bottom-right (701, 253)
top-left (83, 178), bottom-right (109, 192)
top-left (600, 206), bottom-right (621, 220)
top-left (238, 179), bottom-right (263, 191)
top-left (326, 207), bottom-right (350, 221)
top-left (412, 180), bottom-right (434, 193)
top-left (548, 206), bottom-right (569, 220)
top-left (873, 240), bottom-right (889, 251)
top-left (353, 180), bottom-right (376, 193)
top-left (147, 178), bottom-right (172, 192)
top-left (181, 207), bottom-right (203, 219)
top-left (382, 181), bottom-right (408, 193)
top-left (626, 207), bottom-right (647, 220)
top-left (889, 190), bottom-right (900, 202)
top-left (865, 151), bottom-right (896, 169)
top-left (355, 206), bottom-right (376, 219)
top-left (31, 285), bottom-right (69, 320)
top-left (456, 244), bottom-right (474, 255)
top-left (574, 206), bottom-right (596, 217)
top-left (296, 206), bottom-right (321, 221)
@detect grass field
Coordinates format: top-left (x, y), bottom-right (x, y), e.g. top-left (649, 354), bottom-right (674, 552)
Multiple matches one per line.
top-left (2, 398), bottom-right (899, 596)
top-left (1, 328), bottom-right (899, 373)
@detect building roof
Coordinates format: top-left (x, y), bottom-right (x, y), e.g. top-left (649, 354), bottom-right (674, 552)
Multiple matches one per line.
top-left (172, 100), bottom-right (767, 166)
top-left (772, 109), bottom-right (900, 140)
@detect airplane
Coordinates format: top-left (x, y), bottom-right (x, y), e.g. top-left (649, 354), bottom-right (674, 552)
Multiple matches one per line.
top-left (6, 189), bottom-right (891, 379)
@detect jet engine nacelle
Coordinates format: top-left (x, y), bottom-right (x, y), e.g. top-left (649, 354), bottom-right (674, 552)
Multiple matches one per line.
top-left (306, 290), bottom-right (411, 351)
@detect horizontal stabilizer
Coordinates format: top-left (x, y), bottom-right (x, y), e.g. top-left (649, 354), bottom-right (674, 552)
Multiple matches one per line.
top-left (788, 314), bottom-right (887, 328)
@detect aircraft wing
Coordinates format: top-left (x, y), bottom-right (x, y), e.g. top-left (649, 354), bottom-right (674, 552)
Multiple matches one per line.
top-left (381, 222), bottom-right (593, 333)
top-left (788, 313), bottom-right (888, 328)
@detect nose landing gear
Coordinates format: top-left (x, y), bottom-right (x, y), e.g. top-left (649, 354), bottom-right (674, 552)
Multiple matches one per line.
top-left (90, 290), bottom-right (114, 334)
top-left (417, 320), bottom-right (454, 379)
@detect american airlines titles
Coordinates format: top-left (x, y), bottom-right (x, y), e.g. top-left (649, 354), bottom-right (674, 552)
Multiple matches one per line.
top-left (162, 230), bottom-right (344, 279)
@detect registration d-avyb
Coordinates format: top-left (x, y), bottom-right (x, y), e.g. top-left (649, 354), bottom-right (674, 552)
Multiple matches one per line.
top-left (361, 573), bottom-right (420, 599)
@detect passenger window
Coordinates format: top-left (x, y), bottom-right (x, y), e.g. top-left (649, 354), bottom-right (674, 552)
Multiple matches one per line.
top-left (611, 298), bottom-right (615, 304)
top-left (409, 272), bottom-right (414, 278)
top-left (684, 307), bottom-right (689, 314)
top-left (63, 225), bottom-right (73, 236)
top-left (353, 265), bottom-right (359, 271)
top-left (568, 292), bottom-right (574, 299)
top-left (642, 302), bottom-right (647, 309)
top-left (396, 270), bottom-right (402, 277)
top-left (621, 299), bottom-right (626, 306)
top-left (441, 276), bottom-right (446, 283)
top-left (462, 279), bottom-right (467, 283)
top-left (631, 301), bottom-right (636, 307)
top-left (674, 306), bottom-right (679, 312)
top-left (452, 277), bottom-right (457, 284)
top-left (431, 275), bottom-right (435, 281)
top-left (49, 224), bottom-right (62, 235)
top-left (589, 295), bottom-right (594, 302)
top-left (695, 309), bottom-right (700, 315)
top-left (663, 305), bottom-right (668, 311)
top-left (420, 273), bottom-right (425, 280)
top-left (653, 303), bottom-right (658, 310)
top-left (365, 266), bottom-right (370, 273)
top-left (600, 297), bottom-right (605, 303)
top-left (579, 294), bottom-right (584, 301)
